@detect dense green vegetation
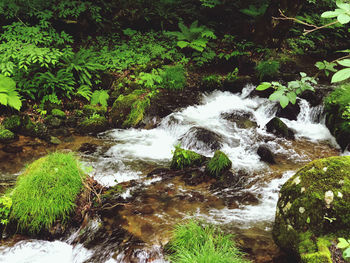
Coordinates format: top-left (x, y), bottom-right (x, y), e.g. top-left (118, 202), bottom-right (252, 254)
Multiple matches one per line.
top-left (5, 152), bottom-right (85, 234)
top-left (167, 220), bottom-right (250, 263)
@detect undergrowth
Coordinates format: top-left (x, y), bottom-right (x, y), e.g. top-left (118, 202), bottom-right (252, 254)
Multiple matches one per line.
top-left (167, 220), bottom-right (250, 263)
top-left (9, 152), bottom-right (86, 234)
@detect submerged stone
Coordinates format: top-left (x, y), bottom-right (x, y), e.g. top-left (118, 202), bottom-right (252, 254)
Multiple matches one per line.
top-left (221, 110), bottom-right (258, 129)
top-left (265, 117), bottom-right (295, 139)
top-left (179, 127), bottom-right (223, 152)
top-left (257, 144), bottom-right (276, 164)
top-left (273, 156), bottom-right (350, 261)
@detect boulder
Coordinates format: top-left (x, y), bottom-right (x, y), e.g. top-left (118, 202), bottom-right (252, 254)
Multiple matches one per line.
top-left (21, 117), bottom-right (48, 139)
top-left (221, 110), bottom-right (257, 129)
top-left (0, 128), bottom-right (15, 143)
top-left (257, 145), bottom-right (276, 164)
top-left (77, 115), bottom-right (108, 135)
top-left (276, 102), bottom-right (301, 121)
top-left (265, 117), bottom-right (295, 139)
top-left (2, 115), bottom-right (21, 132)
top-left (82, 105), bottom-right (107, 117)
top-left (170, 147), bottom-right (207, 170)
top-left (180, 127), bottom-right (223, 152)
top-left (273, 156), bottom-right (350, 262)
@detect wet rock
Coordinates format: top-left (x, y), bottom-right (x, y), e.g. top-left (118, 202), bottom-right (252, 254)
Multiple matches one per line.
top-left (78, 143), bottom-right (98, 155)
top-left (44, 115), bottom-right (62, 128)
top-left (77, 115), bottom-right (109, 135)
top-left (20, 117), bottom-right (48, 140)
top-left (49, 136), bottom-right (61, 145)
top-left (82, 105), bottom-right (107, 117)
top-left (300, 87), bottom-right (332, 107)
top-left (0, 128), bottom-right (15, 143)
top-left (205, 150), bottom-right (232, 179)
top-left (257, 145), bottom-right (276, 164)
top-left (222, 110), bottom-right (257, 129)
top-left (2, 115), bottom-right (21, 132)
top-left (273, 156), bottom-right (350, 261)
top-left (265, 117), bottom-right (295, 139)
top-left (2, 145), bottom-right (23, 153)
top-left (276, 102), bottom-right (300, 121)
top-left (170, 147), bottom-right (207, 170)
top-left (180, 127), bottom-right (223, 152)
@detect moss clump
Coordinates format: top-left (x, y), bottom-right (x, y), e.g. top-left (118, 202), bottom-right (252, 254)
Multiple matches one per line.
top-left (0, 128), bottom-right (15, 143)
top-left (51, 109), bottom-right (66, 119)
top-left (167, 220), bottom-right (249, 263)
top-left (21, 117), bottom-right (48, 139)
top-left (2, 115), bottom-right (21, 132)
top-left (206, 151), bottom-right (232, 178)
top-left (273, 156), bottom-right (350, 260)
top-left (82, 105), bottom-right (107, 117)
top-left (110, 90), bottom-right (150, 128)
top-left (255, 60), bottom-right (280, 81)
top-left (325, 84), bottom-right (350, 150)
top-left (78, 114), bottom-right (108, 134)
top-left (170, 147), bottom-right (206, 170)
top-left (9, 152), bottom-right (86, 234)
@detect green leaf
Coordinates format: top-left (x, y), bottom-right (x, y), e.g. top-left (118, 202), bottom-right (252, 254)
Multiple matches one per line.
top-left (287, 92), bottom-right (297, 104)
top-left (344, 247), bottom-right (350, 259)
top-left (269, 90), bottom-right (284, 101)
top-left (337, 238), bottom-right (350, 249)
top-left (280, 95), bottom-right (289, 108)
top-left (331, 68), bottom-right (350, 83)
top-left (338, 59), bottom-right (350, 67)
top-left (256, 82), bottom-right (271, 91)
top-left (315, 61), bottom-right (325, 70)
top-left (338, 13), bottom-right (350, 24)
top-left (321, 10), bottom-right (343, 18)
top-left (336, 1), bottom-right (350, 11)
top-left (177, 41), bottom-right (189, 49)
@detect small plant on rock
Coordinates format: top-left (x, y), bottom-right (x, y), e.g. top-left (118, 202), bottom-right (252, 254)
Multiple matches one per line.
top-left (206, 150), bottom-right (232, 178)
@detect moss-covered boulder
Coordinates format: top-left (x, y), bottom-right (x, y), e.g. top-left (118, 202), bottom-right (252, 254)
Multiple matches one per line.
top-left (77, 115), bottom-right (108, 134)
top-left (44, 115), bottom-right (63, 128)
top-left (2, 115), bottom-right (21, 132)
top-left (273, 156), bottom-right (350, 262)
top-left (51, 109), bottom-right (66, 119)
top-left (82, 105), bottom-right (107, 117)
top-left (110, 90), bottom-right (149, 128)
top-left (265, 117), bottom-right (295, 139)
top-left (20, 117), bottom-right (48, 139)
top-left (0, 128), bottom-right (15, 143)
top-left (170, 147), bottom-right (207, 170)
top-left (7, 152), bottom-right (86, 234)
top-left (206, 151), bottom-right (232, 178)
top-left (325, 84), bottom-right (350, 151)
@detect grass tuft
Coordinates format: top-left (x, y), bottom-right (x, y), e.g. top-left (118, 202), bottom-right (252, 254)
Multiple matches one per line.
top-left (167, 220), bottom-right (250, 263)
top-left (9, 152), bottom-right (86, 234)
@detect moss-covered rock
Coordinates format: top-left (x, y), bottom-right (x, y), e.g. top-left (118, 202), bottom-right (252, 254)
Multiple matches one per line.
top-left (44, 115), bottom-right (63, 128)
top-left (325, 84), bottom-right (350, 151)
top-left (2, 115), bottom-right (21, 132)
top-left (77, 115), bottom-right (108, 134)
top-left (273, 156), bottom-right (350, 261)
top-left (265, 117), bottom-right (295, 139)
top-left (51, 109), bottom-right (66, 119)
top-left (0, 128), bottom-right (15, 143)
top-left (21, 117), bottom-right (48, 139)
top-left (82, 105), bottom-right (107, 117)
top-left (170, 147), bottom-right (207, 170)
top-left (7, 152), bottom-right (86, 234)
top-left (110, 90), bottom-right (149, 128)
top-left (206, 151), bottom-right (232, 178)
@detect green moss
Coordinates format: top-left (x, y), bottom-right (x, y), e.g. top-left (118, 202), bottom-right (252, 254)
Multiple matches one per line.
top-left (170, 147), bottom-right (206, 170)
top-left (0, 128), bottom-right (15, 143)
top-left (273, 156), bottom-right (350, 259)
top-left (167, 220), bottom-right (250, 263)
top-left (51, 109), bottom-right (66, 119)
top-left (206, 151), bottom-right (232, 178)
top-left (9, 152), bottom-right (86, 234)
top-left (82, 105), bottom-right (107, 117)
top-left (2, 115), bottom-right (21, 132)
top-left (201, 74), bottom-right (223, 90)
top-left (266, 117), bottom-right (294, 139)
top-left (255, 60), bottom-right (280, 80)
top-left (78, 114), bottom-right (108, 134)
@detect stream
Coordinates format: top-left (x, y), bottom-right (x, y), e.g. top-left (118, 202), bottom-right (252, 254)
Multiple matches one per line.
top-left (0, 85), bottom-right (347, 263)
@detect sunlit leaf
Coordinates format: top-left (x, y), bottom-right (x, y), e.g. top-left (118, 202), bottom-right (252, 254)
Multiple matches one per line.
top-left (337, 59), bottom-right (350, 67)
top-left (331, 68), bottom-right (350, 82)
top-left (256, 82), bottom-right (271, 91)
top-left (280, 95), bottom-right (289, 108)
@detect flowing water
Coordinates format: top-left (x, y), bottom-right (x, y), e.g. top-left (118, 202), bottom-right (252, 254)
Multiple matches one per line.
top-left (0, 85), bottom-right (346, 263)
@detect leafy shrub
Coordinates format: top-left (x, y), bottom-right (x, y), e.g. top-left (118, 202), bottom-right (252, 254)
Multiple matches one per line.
top-left (161, 64), bottom-right (186, 90)
top-left (90, 90), bottom-right (110, 107)
top-left (0, 74), bottom-right (22, 111)
top-left (255, 60), bottom-right (280, 80)
top-left (206, 151), bottom-right (232, 178)
top-left (9, 152), bottom-right (86, 234)
top-left (167, 220), bottom-right (249, 263)
top-left (166, 21), bottom-right (216, 52)
top-left (201, 74), bottom-right (223, 89)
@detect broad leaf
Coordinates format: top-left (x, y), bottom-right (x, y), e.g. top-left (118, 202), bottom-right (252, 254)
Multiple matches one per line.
top-left (337, 238), bottom-right (350, 249)
top-left (337, 59), bottom-right (350, 67)
top-left (336, 1), bottom-right (350, 11)
top-left (177, 41), bottom-right (189, 49)
top-left (280, 95), bottom-right (289, 108)
top-left (338, 13), bottom-right (350, 24)
top-left (331, 67), bottom-right (350, 82)
top-left (287, 92), bottom-right (297, 104)
top-left (256, 82), bottom-right (271, 91)
top-left (269, 90), bottom-right (284, 101)
top-left (344, 247), bottom-right (350, 259)
top-left (321, 10), bottom-right (343, 18)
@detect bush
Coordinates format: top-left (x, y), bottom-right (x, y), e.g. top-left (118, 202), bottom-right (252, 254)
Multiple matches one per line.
top-left (9, 152), bottom-right (86, 234)
top-left (255, 60), bottom-right (280, 80)
top-left (161, 64), bottom-right (186, 90)
top-left (167, 220), bottom-right (249, 263)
